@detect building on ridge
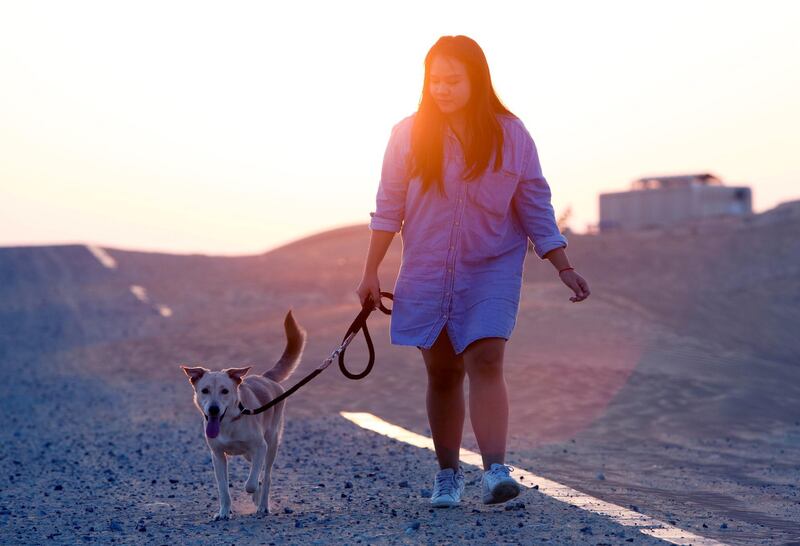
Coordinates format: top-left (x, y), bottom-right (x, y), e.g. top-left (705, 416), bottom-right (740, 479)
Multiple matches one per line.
top-left (598, 172), bottom-right (752, 232)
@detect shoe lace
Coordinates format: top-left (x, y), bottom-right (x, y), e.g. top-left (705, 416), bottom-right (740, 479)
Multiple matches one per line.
top-left (435, 471), bottom-right (456, 493)
top-left (490, 464), bottom-right (515, 478)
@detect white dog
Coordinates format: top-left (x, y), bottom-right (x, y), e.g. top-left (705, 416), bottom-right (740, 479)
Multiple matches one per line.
top-left (181, 310), bottom-right (306, 520)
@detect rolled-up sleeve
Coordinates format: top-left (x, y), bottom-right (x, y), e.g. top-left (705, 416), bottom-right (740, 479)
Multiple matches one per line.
top-left (369, 122), bottom-right (409, 233)
top-left (512, 130), bottom-right (568, 259)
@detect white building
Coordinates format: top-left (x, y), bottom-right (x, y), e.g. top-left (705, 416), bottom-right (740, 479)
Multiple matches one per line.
top-left (598, 173), bottom-right (752, 232)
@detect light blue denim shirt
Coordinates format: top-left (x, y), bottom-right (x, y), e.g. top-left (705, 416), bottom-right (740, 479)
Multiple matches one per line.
top-left (369, 113), bottom-right (568, 355)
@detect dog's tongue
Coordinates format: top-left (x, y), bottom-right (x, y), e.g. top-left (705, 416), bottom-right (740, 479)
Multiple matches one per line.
top-left (206, 415), bottom-right (221, 438)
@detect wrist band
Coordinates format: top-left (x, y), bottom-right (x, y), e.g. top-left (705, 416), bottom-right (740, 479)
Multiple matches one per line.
top-left (558, 267), bottom-right (574, 274)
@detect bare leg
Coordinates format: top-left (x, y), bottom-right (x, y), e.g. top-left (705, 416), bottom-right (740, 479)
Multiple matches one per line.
top-left (463, 337), bottom-right (508, 470)
top-left (420, 328), bottom-right (465, 470)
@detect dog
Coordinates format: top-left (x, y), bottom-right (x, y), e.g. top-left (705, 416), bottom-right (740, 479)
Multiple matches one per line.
top-left (181, 310), bottom-right (306, 520)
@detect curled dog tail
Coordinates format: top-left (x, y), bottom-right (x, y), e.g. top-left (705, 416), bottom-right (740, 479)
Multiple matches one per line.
top-left (264, 309), bottom-right (307, 383)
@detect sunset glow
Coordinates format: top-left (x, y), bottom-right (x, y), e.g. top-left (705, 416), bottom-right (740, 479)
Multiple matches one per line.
top-left (1, 1), bottom-right (798, 255)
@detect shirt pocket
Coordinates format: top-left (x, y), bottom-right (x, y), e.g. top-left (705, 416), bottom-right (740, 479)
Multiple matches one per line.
top-left (469, 168), bottom-right (519, 218)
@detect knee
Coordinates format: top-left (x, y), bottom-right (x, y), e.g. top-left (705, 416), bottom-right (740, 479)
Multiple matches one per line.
top-left (465, 343), bottom-right (504, 378)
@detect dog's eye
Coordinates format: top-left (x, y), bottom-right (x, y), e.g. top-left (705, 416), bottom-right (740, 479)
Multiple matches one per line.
top-left (201, 388), bottom-right (209, 394)
top-left (221, 389), bottom-right (229, 395)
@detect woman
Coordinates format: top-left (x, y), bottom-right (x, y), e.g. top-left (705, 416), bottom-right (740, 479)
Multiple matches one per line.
top-left (356, 35), bottom-right (590, 508)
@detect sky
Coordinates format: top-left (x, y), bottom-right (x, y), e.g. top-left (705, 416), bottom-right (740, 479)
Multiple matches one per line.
top-left (1, 1), bottom-right (798, 255)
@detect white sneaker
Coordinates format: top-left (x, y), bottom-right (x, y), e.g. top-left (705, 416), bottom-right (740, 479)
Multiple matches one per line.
top-left (481, 463), bottom-right (522, 504)
top-left (430, 466), bottom-right (465, 508)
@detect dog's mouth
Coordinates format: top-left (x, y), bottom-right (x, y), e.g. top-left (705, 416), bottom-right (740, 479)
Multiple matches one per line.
top-left (204, 407), bottom-right (228, 439)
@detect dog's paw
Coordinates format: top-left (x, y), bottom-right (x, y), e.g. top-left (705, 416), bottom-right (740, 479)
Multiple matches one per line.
top-left (256, 504), bottom-right (271, 516)
top-left (212, 510), bottom-right (231, 522)
top-left (245, 482), bottom-right (258, 494)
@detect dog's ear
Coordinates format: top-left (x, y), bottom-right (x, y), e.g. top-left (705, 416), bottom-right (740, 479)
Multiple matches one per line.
top-left (181, 365), bottom-right (208, 384)
top-left (224, 366), bottom-right (251, 384)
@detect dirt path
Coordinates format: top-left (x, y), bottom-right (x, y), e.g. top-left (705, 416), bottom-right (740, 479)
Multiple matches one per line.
top-left (2, 347), bottom-right (671, 545)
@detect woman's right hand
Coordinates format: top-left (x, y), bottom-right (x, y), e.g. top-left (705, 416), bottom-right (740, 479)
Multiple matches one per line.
top-left (356, 271), bottom-right (382, 310)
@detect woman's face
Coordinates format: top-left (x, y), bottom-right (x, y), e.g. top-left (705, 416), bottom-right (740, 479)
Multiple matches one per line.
top-left (429, 55), bottom-right (471, 115)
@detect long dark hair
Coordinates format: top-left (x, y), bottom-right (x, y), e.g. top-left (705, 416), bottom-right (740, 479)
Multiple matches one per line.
top-left (410, 35), bottom-right (515, 196)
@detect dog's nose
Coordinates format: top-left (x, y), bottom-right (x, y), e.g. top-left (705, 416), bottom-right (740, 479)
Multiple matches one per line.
top-left (208, 405), bottom-right (220, 417)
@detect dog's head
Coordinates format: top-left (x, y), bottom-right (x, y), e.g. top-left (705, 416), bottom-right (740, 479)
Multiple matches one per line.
top-left (180, 365), bottom-right (251, 439)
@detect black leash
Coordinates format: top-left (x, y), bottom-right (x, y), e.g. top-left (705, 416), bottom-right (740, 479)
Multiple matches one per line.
top-left (238, 291), bottom-right (393, 416)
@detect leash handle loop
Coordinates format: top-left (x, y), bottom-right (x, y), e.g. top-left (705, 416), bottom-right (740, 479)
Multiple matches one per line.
top-left (337, 291), bottom-right (392, 380)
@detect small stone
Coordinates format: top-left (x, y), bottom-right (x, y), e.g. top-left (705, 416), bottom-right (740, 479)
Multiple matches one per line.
top-left (398, 480), bottom-right (410, 488)
top-left (596, 472), bottom-right (605, 480)
top-left (54, 485), bottom-right (63, 491)
top-left (344, 481), bottom-right (353, 489)
top-left (720, 522), bottom-right (728, 529)
top-left (283, 507), bottom-right (293, 514)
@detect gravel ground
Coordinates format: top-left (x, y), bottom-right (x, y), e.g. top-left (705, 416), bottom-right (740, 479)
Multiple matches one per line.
top-left (1, 347), bottom-right (669, 545)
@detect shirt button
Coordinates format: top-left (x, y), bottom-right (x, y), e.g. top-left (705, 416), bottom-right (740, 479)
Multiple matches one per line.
top-left (447, 267), bottom-right (453, 272)
top-left (455, 221), bottom-right (460, 226)
top-left (449, 245), bottom-right (454, 250)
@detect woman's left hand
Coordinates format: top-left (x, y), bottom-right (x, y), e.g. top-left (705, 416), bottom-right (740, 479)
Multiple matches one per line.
top-left (559, 270), bottom-right (590, 303)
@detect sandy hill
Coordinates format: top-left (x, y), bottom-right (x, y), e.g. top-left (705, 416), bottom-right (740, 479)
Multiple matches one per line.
top-left (0, 245), bottom-right (162, 355)
top-left (2, 201), bottom-right (799, 409)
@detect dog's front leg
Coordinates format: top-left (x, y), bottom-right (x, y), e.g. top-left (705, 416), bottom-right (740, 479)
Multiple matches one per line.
top-left (257, 435), bottom-right (280, 514)
top-left (246, 441), bottom-right (266, 497)
top-left (211, 448), bottom-right (231, 520)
